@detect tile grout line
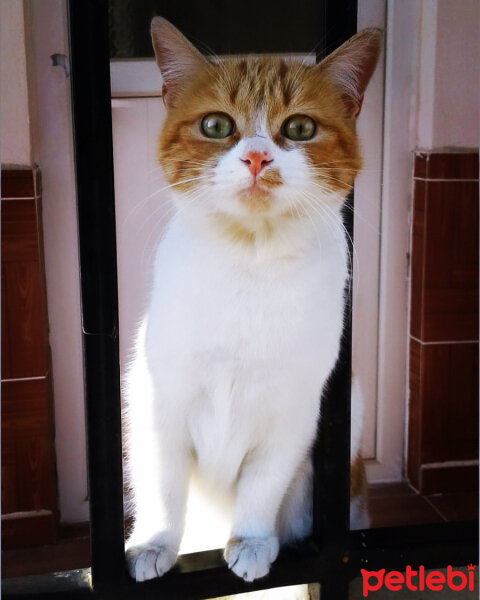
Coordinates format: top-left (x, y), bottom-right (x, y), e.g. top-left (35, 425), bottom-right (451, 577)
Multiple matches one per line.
top-left (413, 177), bottom-right (479, 183)
top-left (1, 196), bottom-right (41, 201)
top-left (423, 495), bottom-right (448, 522)
top-left (410, 336), bottom-right (479, 346)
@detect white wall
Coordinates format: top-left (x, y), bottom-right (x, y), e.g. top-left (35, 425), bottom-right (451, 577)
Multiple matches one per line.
top-left (0, 0), bottom-right (31, 165)
top-left (416, 0), bottom-right (480, 149)
top-left (24, 0), bottom-right (88, 523)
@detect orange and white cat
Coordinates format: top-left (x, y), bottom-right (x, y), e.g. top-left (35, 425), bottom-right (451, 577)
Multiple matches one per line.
top-left (124, 18), bottom-right (381, 583)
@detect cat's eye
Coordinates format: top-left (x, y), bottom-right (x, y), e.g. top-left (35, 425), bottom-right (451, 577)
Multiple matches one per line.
top-left (201, 113), bottom-right (235, 139)
top-left (282, 115), bottom-right (316, 141)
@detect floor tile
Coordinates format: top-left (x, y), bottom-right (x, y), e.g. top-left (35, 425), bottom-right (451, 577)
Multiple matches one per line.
top-left (426, 492), bottom-right (479, 522)
top-left (367, 482), bottom-right (415, 499)
top-left (368, 493), bottom-right (444, 528)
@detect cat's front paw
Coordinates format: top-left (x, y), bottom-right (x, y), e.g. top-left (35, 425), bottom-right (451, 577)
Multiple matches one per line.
top-left (125, 543), bottom-right (177, 582)
top-left (225, 536), bottom-right (279, 582)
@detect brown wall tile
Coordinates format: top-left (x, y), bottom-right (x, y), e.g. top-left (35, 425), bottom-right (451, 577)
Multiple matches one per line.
top-left (414, 151), bottom-right (479, 180)
top-left (407, 339), bottom-right (422, 489)
top-left (1, 199), bottom-right (48, 378)
top-left (427, 152), bottom-right (479, 180)
top-left (1, 168), bottom-right (57, 549)
top-left (1, 170), bottom-right (35, 199)
top-left (410, 178), bottom-right (479, 342)
top-left (2, 262), bottom-right (48, 378)
top-left (408, 340), bottom-right (479, 493)
top-left (414, 153), bottom-right (428, 179)
top-left (1, 379), bottom-right (56, 513)
top-left (1, 268), bottom-right (11, 377)
top-left (422, 181), bottom-right (479, 341)
top-left (1, 200), bottom-right (40, 262)
top-left (409, 151), bottom-right (479, 495)
top-left (410, 181), bottom-right (426, 339)
top-left (421, 464), bottom-right (478, 495)
top-left (421, 342), bottom-right (479, 464)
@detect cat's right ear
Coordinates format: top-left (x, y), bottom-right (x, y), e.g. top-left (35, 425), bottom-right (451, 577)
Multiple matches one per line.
top-left (151, 17), bottom-right (209, 108)
top-left (317, 27), bottom-right (383, 118)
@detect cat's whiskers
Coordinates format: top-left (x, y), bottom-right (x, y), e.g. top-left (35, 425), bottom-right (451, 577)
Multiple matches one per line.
top-left (146, 172), bottom-right (202, 189)
top-left (148, 167), bottom-right (206, 183)
top-left (146, 160), bottom-right (214, 176)
top-left (310, 165), bottom-right (384, 207)
top-left (299, 195), bottom-right (348, 285)
top-left (314, 195), bottom-right (359, 301)
top-left (342, 200), bottom-right (381, 236)
top-left (299, 191), bottom-right (343, 256)
top-left (141, 185), bottom-right (210, 267)
top-left (300, 189), bottom-right (358, 300)
top-left (121, 167), bottom-right (209, 232)
top-left (307, 180), bottom-right (381, 235)
top-left (149, 165), bottom-right (211, 178)
top-left (122, 175), bottom-right (211, 229)
top-left (316, 165), bottom-right (382, 173)
top-left (308, 166), bottom-right (356, 176)
top-left (136, 196), bottom-right (174, 236)
top-left (301, 34), bottom-right (333, 63)
top-left (310, 171), bottom-right (355, 186)
top-left (139, 178), bottom-right (212, 233)
top-left (288, 195), bottom-right (323, 252)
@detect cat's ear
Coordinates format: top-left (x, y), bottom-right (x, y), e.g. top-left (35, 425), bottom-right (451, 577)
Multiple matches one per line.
top-left (317, 28), bottom-right (383, 118)
top-left (151, 17), bottom-right (209, 108)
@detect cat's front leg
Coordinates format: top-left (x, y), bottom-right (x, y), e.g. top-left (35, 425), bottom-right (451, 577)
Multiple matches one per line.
top-left (225, 429), bottom-right (314, 582)
top-left (125, 436), bottom-right (191, 582)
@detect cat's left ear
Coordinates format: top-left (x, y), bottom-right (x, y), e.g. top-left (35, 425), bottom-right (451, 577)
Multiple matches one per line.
top-left (317, 28), bottom-right (383, 118)
top-left (151, 17), bottom-right (209, 108)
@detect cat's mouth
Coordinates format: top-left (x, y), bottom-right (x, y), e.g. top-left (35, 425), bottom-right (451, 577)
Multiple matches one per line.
top-left (247, 181), bottom-right (271, 194)
top-left (237, 169), bottom-right (283, 208)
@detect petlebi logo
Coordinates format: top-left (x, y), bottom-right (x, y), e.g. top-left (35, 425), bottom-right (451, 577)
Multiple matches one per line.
top-left (361, 564), bottom-right (476, 597)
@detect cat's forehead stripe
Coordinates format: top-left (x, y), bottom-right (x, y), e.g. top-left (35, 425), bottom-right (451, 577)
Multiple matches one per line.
top-left (224, 58), bottom-right (297, 110)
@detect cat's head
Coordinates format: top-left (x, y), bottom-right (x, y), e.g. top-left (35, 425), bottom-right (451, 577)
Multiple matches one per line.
top-left (152, 18), bottom-right (382, 225)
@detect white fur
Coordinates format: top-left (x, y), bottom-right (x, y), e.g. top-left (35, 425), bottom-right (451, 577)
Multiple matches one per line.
top-left (124, 123), bottom-right (355, 583)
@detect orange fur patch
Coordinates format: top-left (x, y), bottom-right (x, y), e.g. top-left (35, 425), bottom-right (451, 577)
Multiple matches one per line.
top-left (258, 168), bottom-right (282, 189)
top-left (350, 453), bottom-right (367, 500)
top-left (213, 214), bottom-right (278, 245)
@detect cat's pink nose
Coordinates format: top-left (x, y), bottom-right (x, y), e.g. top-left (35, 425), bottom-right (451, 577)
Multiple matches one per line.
top-left (240, 151), bottom-right (273, 177)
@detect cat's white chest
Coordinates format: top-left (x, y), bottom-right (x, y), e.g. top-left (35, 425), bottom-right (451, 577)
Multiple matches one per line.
top-left (143, 215), bottom-right (347, 485)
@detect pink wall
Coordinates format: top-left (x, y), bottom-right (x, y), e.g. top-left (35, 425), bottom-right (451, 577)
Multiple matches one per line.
top-left (416, 0), bottom-right (479, 149)
top-left (0, 1), bottom-right (31, 165)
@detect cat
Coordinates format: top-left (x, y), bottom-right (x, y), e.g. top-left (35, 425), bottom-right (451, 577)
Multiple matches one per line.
top-left (123, 17), bottom-right (382, 584)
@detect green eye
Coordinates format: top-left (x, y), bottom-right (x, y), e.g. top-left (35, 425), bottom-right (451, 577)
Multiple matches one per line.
top-left (282, 115), bottom-right (316, 141)
top-left (201, 113), bottom-right (234, 139)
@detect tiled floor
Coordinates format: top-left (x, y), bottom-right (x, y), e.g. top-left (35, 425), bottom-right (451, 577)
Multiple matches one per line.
top-left (2, 483), bottom-right (478, 579)
top-left (2, 524), bottom-right (91, 579)
top-left (368, 482), bottom-right (478, 528)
